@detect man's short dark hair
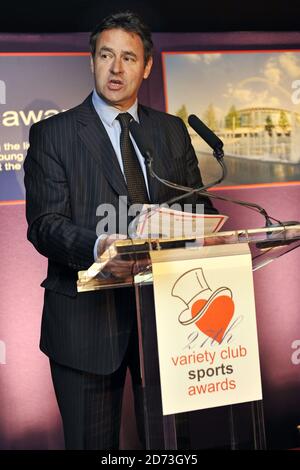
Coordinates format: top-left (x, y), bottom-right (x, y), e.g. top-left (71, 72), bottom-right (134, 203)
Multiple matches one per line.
top-left (89, 11), bottom-right (153, 65)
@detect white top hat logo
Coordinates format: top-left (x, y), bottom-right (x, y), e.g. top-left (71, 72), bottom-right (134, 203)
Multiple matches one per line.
top-left (172, 268), bottom-right (232, 326)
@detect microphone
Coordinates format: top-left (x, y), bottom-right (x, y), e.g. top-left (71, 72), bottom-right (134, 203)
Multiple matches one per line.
top-left (181, 114), bottom-right (285, 228)
top-left (188, 114), bottom-right (224, 159)
top-left (129, 118), bottom-right (290, 229)
top-left (129, 119), bottom-right (225, 194)
top-left (188, 114), bottom-right (226, 186)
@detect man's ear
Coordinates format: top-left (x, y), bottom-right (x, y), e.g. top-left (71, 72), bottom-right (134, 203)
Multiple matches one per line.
top-left (90, 55), bottom-right (95, 74)
top-left (143, 56), bottom-right (153, 80)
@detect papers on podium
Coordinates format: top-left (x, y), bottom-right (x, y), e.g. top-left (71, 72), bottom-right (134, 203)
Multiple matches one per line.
top-left (133, 204), bottom-right (228, 239)
top-left (83, 206), bottom-right (228, 282)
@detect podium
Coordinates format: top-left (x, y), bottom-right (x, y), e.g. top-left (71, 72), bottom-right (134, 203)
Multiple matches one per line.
top-left (77, 224), bottom-right (300, 450)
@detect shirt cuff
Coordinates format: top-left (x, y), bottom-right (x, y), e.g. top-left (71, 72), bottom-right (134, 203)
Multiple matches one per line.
top-left (93, 234), bottom-right (110, 279)
top-left (93, 234), bottom-right (108, 261)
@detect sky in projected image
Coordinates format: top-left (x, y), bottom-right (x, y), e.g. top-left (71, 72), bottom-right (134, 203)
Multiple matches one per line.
top-left (164, 51), bottom-right (300, 118)
top-left (163, 51), bottom-right (300, 185)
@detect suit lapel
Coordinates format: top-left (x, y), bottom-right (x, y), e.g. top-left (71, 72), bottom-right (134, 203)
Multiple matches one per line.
top-left (75, 97), bottom-right (171, 203)
top-left (76, 95), bottom-right (129, 199)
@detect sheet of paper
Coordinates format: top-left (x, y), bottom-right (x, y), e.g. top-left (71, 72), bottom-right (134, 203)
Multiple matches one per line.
top-left (134, 205), bottom-right (228, 238)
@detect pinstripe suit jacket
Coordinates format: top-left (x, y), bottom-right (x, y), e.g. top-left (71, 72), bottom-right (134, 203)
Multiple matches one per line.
top-left (24, 93), bottom-right (217, 375)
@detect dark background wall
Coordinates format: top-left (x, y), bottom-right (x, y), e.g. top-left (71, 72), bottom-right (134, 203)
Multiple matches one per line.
top-left (1, 0), bottom-right (299, 34)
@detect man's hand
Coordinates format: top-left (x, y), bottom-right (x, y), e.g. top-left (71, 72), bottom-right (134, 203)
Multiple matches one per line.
top-left (97, 234), bottom-right (131, 279)
top-left (98, 234), bottom-right (149, 280)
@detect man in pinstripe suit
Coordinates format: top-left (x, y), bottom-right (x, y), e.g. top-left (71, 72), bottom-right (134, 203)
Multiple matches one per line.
top-left (24, 11), bottom-right (217, 449)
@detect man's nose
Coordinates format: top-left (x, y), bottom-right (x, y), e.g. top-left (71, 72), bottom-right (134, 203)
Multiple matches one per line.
top-left (110, 56), bottom-right (123, 74)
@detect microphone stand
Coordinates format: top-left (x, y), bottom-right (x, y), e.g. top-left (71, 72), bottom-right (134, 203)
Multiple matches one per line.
top-left (145, 149), bottom-right (227, 195)
top-left (146, 150), bottom-right (283, 228)
top-left (129, 118), bottom-right (297, 231)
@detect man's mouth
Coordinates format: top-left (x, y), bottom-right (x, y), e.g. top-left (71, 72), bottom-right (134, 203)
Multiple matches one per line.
top-left (108, 79), bottom-right (124, 90)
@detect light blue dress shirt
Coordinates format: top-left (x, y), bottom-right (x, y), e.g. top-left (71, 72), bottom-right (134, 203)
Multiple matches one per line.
top-left (92, 90), bottom-right (150, 261)
top-left (92, 90), bottom-right (149, 191)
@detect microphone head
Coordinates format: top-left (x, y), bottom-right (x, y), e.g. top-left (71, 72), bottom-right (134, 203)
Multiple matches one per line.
top-left (188, 114), bottom-right (223, 151)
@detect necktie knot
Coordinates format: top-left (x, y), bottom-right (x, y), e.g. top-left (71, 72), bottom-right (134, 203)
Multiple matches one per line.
top-left (116, 112), bottom-right (133, 129)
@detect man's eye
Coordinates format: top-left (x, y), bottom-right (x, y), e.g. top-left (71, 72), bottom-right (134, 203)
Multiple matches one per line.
top-left (124, 56), bottom-right (136, 62)
top-left (100, 53), bottom-right (112, 59)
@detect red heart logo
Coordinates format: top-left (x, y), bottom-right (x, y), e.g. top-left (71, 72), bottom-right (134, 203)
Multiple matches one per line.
top-left (191, 295), bottom-right (234, 343)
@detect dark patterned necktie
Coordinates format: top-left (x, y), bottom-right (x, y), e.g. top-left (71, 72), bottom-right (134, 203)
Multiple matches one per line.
top-left (116, 113), bottom-right (149, 204)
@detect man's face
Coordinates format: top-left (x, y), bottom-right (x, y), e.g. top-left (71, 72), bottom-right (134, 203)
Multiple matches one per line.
top-left (91, 28), bottom-right (153, 111)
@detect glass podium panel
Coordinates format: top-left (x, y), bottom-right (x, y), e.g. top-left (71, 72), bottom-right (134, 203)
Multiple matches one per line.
top-left (77, 224), bottom-right (300, 449)
top-left (134, 274), bottom-right (265, 450)
top-left (77, 224), bottom-right (300, 292)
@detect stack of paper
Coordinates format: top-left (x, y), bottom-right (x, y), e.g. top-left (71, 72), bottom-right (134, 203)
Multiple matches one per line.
top-left (133, 205), bottom-right (228, 239)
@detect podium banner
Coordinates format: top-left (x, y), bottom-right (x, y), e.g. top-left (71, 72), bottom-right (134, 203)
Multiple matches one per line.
top-left (150, 243), bottom-right (262, 415)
